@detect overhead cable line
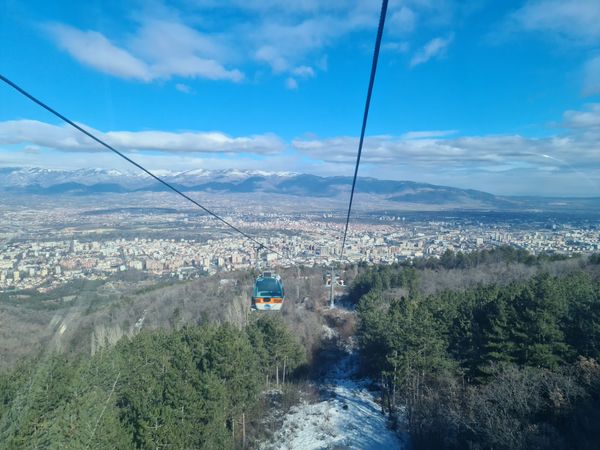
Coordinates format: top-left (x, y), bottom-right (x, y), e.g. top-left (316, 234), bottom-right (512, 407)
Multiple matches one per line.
top-left (340, 0), bottom-right (388, 260)
top-left (0, 73), bottom-right (284, 258)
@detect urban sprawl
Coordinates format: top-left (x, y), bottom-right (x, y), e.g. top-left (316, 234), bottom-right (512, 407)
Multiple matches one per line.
top-left (2, 209), bottom-right (599, 293)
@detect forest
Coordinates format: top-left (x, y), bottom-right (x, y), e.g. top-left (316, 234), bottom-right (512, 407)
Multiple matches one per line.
top-left (2, 247), bottom-right (600, 449)
top-left (0, 315), bottom-right (306, 449)
top-left (0, 266), bottom-right (327, 371)
top-left (353, 249), bottom-right (600, 449)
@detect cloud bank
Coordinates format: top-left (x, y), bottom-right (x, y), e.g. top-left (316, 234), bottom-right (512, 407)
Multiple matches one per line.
top-left (0, 120), bottom-right (284, 154)
top-left (2, 103), bottom-right (600, 196)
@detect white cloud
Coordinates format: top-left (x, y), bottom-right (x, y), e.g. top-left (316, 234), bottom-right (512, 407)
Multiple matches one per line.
top-left (291, 65), bottom-right (316, 78)
top-left (5, 104), bottom-right (600, 196)
top-left (563, 103), bottom-right (600, 128)
top-left (154, 56), bottom-right (243, 81)
top-left (45, 2), bottom-right (460, 85)
top-left (255, 46), bottom-right (290, 73)
top-left (46, 22), bottom-right (243, 82)
top-left (292, 126), bottom-right (600, 173)
top-left (175, 83), bottom-right (193, 94)
top-left (46, 24), bottom-right (151, 81)
top-left (249, 16), bottom-right (344, 74)
top-left (512, 0), bottom-right (600, 43)
top-left (184, 0), bottom-right (349, 14)
top-left (129, 19), bottom-right (230, 62)
top-left (384, 41), bottom-right (410, 53)
top-left (0, 120), bottom-right (284, 154)
top-left (285, 78), bottom-right (299, 90)
top-left (316, 55), bottom-right (329, 71)
top-left (583, 56), bottom-right (600, 96)
top-left (278, 66), bottom-right (315, 89)
top-left (24, 145), bottom-right (41, 154)
top-left (128, 19), bottom-right (243, 82)
top-left (0, 119), bottom-right (102, 151)
top-left (245, 1), bottom-right (424, 72)
top-left (401, 130), bottom-right (458, 139)
top-left (508, 2), bottom-right (600, 96)
top-left (410, 34), bottom-right (454, 67)
top-left (388, 6), bottom-right (416, 34)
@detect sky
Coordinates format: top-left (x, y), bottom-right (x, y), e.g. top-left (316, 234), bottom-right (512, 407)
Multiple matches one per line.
top-left (1, 0), bottom-right (600, 196)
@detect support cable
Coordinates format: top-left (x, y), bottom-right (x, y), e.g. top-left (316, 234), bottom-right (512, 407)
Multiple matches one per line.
top-left (0, 74), bottom-right (284, 258)
top-left (340, 0), bottom-right (388, 260)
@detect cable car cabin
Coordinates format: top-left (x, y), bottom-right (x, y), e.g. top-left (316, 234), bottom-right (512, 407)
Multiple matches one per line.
top-left (252, 272), bottom-right (284, 311)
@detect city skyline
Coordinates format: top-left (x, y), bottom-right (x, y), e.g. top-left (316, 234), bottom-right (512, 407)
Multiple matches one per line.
top-left (3, 204), bottom-right (598, 293)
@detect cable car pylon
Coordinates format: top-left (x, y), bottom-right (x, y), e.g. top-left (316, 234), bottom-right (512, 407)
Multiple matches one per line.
top-left (329, 266), bottom-right (336, 309)
top-left (255, 244), bottom-right (265, 272)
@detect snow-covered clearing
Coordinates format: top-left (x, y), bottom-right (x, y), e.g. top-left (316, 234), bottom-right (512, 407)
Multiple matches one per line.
top-left (261, 348), bottom-right (408, 450)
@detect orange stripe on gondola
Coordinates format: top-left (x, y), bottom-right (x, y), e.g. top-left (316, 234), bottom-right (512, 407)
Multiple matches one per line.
top-left (254, 297), bottom-right (283, 303)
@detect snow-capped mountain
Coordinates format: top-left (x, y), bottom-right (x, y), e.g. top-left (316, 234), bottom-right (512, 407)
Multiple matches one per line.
top-left (0, 166), bottom-right (508, 208)
top-left (2, 166), bottom-right (598, 211)
top-left (0, 167), bottom-right (296, 189)
top-left (0, 167), bottom-right (146, 188)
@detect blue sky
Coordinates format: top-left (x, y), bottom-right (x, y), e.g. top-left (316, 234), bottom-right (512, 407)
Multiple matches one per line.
top-left (1, 0), bottom-right (600, 196)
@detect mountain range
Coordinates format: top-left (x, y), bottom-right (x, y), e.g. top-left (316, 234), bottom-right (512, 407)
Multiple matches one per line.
top-left (1, 167), bottom-right (598, 212)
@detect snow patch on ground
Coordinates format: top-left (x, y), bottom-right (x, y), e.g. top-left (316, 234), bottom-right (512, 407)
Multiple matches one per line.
top-left (321, 324), bottom-right (338, 341)
top-left (261, 351), bottom-right (408, 450)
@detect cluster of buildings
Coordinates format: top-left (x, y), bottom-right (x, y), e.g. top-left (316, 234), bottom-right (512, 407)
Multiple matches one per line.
top-left (1, 212), bottom-right (599, 292)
